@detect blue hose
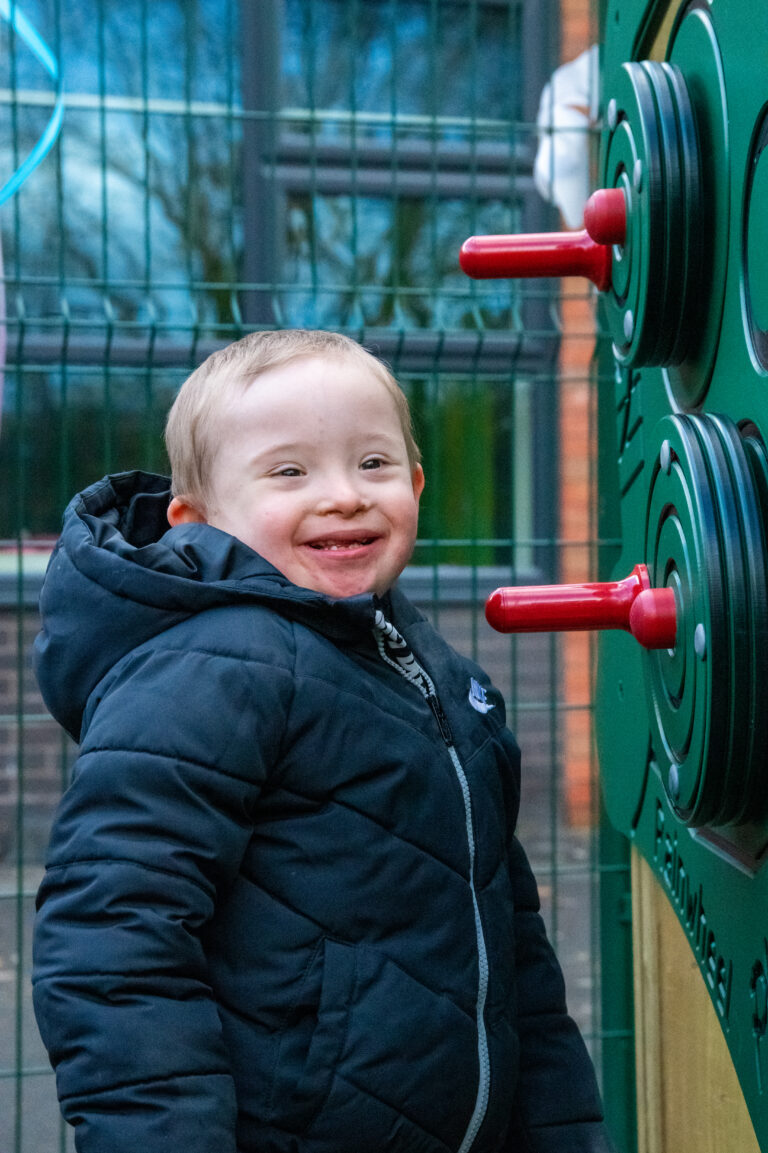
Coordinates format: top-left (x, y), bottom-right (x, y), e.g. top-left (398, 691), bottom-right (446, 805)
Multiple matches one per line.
top-left (0, 0), bottom-right (64, 204)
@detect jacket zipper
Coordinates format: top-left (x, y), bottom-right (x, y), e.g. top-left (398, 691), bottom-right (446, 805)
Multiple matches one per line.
top-left (372, 615), bottom-right (491, 1153)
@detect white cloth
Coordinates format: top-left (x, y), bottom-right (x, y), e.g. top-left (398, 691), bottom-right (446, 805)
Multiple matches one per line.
top-left (534, 46), bottom-right (600, 229)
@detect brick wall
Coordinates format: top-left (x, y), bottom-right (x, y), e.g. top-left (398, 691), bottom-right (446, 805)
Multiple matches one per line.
top-left (561, 0), bottom-right (594, 62)
top-left (0, 599), bottom-right (77, 864)
top-left (558, 0), bottom-right (599, 824)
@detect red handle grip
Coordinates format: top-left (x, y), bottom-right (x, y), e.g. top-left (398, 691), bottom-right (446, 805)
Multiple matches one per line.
top-left (459, 188), bottom-right (626, 292)
top-left (485, 563), bottom-right (677, 650)
top-left (460, 229), bottom-right (612, 290)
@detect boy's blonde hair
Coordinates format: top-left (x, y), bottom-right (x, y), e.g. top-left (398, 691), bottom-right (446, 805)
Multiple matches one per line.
top-left (165, 329), bottom-right (421, 506)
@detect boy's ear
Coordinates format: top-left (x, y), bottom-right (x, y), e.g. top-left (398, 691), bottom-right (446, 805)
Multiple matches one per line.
top-left (167, 495), bottom-right (207, 527)
top-left (412, 464), bottom-right (426, 500)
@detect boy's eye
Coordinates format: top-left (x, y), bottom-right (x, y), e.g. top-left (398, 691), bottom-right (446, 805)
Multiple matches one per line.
top-left (275, 466), bottom-right (303, 477)
top-left (361, 457), bottom-right (383, 470)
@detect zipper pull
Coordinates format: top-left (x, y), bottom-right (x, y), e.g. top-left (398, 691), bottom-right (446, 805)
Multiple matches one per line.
top-left (428, 693), bottom-right (454, 745)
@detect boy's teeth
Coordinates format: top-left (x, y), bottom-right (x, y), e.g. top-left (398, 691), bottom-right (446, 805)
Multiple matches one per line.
top-left (312, 539), bottom-right (370, 550)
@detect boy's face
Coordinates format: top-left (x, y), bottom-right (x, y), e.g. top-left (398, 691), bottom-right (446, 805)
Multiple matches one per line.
top-left (169, 355), bottom-right (425, 599)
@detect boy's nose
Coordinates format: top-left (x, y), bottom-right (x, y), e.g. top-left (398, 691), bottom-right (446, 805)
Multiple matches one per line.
top-left (315, 474), bottom-right (371, 515)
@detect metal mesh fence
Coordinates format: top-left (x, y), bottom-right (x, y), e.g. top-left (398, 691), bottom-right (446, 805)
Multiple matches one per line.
top-left (0, 2), bottom-right (632, 1150)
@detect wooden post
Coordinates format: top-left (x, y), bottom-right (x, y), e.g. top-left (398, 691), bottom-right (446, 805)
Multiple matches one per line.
top-left (631, 850), bottom-right (760, 1153)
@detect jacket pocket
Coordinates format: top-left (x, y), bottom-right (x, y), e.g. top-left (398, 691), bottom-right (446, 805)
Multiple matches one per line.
top-left (268, 936), bottom-right (356, 1132)
top-left (306, 944), bottom-right (479, 1152)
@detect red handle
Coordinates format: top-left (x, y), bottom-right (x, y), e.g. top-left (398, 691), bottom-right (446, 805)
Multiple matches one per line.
top-left (459, 229), bottom-right (612, 289)
top-left (485, 563), bottom-right (677, 650)
top-left (459, 188), bottom-right (626, 292)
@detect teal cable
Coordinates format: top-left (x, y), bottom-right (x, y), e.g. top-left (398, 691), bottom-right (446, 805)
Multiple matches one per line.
top-left (0, 0), bottom-right (64, 204)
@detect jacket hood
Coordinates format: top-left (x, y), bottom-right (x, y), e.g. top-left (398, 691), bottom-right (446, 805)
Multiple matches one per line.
top-left (34, 471), bottom-right (384, 740)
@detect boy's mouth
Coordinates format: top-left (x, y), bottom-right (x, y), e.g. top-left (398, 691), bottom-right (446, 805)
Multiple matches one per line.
top-left (307, 537), bottom-right (377, 551)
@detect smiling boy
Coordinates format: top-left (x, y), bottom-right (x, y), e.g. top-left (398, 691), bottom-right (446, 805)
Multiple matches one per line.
top-left (166, 351), bottom-right (425, 599)
top-left (33, 330), bottom-right (615, 1153)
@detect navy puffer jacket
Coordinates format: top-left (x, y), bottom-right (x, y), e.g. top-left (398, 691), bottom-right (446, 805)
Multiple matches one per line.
top-left (32, 472), bottom-right (615, 1153)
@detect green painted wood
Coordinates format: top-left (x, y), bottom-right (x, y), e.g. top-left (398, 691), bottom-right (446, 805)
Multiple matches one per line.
top-left (596, 1), bottom-right (768, 1145)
